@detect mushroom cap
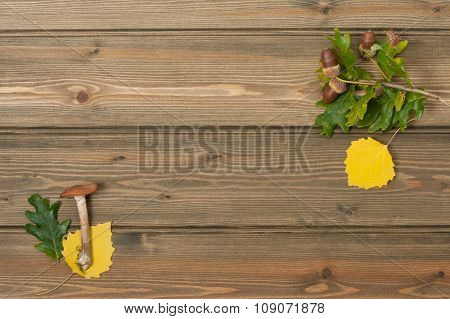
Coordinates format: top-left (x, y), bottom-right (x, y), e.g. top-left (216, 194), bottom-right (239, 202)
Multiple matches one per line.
top-left (60, 183), bottom-right (98, 198)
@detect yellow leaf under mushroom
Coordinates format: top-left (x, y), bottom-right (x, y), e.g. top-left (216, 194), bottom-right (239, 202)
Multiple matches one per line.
top-left (62, 222), bottom-right (115, 278)
top-left (345, 137), bottom-right (395, 190)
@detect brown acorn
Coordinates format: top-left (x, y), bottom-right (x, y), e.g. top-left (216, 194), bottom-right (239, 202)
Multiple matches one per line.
top-left (323, 78), bottom-right (347, 104)
top-left (321, 49), bottom-right (340, 77)
top-left (323, 85), bottom-right (339, 104)
top-left (359, 30), bottom-right (376, 58)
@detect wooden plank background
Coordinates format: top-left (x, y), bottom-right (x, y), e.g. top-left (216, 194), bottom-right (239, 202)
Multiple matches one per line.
top-left (0, 0), bottom-right (449, 298)
top-left (0, 34), bottom-right (448, 127)
top-left (0, 1), bottom-right (448, 30)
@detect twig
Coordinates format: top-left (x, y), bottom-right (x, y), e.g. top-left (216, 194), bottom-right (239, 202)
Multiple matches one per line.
top-left (337, 78), bottom-right (449, 106)
top-left (387, 118), bottom-right (416, 147)
top-left (35, 272), bottom-right (74, 296)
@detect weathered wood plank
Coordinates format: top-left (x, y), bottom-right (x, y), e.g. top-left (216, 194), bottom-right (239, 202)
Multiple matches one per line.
top-left (0, 34), bottom-right (448, 127)
top-left (0, 128), bottom-right (449, 227)
top-left (0, 1), bottom-right (447, 31)
top-left (1, 229), bottom-right (449, 298)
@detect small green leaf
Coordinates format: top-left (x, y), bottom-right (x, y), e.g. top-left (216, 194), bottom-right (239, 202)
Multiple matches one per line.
top-left (24, 194), bottom-right (71, 260)
top-left (326, 28), bottom-right (356, 69)
top-left (394, 40), bottom-right (408, 55)
top-left (394, 90), bottom-right (406, 111)
top-left (372, 43), bottom-right (383, 52)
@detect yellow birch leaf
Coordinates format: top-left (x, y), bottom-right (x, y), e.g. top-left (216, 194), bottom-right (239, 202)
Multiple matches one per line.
top-left (344, 137), bottom-right (395, 190)
top-left (62, 222), bottom-right (115, 278)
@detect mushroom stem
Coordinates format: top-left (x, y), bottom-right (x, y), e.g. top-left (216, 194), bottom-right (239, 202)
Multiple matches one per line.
top-left (74, 195), bottom-right (92, 271)
top-left (60, 182), bottom-right (98, 271)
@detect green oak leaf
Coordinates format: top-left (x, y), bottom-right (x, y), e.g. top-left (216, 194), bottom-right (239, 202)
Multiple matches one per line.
top-left (374, 36), bottom-right (411, 85)
top-left (390, 91), bottom-right (426, 131)
top-left (315, 88), bottom-right (356, 138)
top-left (326, 28), bottom-right (358, 80)
top-left (24, 194), bottom-right (71, 260)
top-left (377, 51), bottom-right (410, 84)
top-left (357, 87), bottom-right (398, 133)
top-left (326, 28), bottom-right (356, 68)
top-left (346, 87), bottom-right (377, 126)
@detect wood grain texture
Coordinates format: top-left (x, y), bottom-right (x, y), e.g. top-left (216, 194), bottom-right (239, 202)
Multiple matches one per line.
top-left (0, 1), bottom-right (447, 31)
top-left (1, 229), bottom-right (449, 298)
top-left (1, 0), bottom-right (449, 300)
top-left (1, 128), bottom-right (449, 228)
top-left (0, 34), bottom-right (449, 127)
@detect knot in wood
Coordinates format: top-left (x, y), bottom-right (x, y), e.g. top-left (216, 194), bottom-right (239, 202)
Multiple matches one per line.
top-left (322, 267), bottom-right (332, 279)
top-left (77, 91), bottom-right (89, 104)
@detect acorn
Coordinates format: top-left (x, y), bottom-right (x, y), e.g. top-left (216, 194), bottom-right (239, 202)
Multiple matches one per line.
top-left (323, 78), bottom-right (347, 104)
top-left (321, 49), bottom-right (340, 77)
top-left (359, 30), bottom-right (376, 58)
top-left (323, 85), bottom-right (339, 104)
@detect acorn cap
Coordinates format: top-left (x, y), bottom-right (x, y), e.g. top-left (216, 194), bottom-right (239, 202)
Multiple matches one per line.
top-left (322, 64), bottom-right (340, 77)
top-left (60, 183), bottom-right (98, 198)
top-left (358, 44), bottom-right (377, 58)
top-left (329, 77), bottom-right (347, 94)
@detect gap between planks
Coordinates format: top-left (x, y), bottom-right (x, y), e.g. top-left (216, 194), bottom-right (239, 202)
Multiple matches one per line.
top-left (2, 29), bottom-right (450, 38)
top-left (1, 225), bottom-right (450, 234)
top-left (1, 126), bottom-right (450, 134)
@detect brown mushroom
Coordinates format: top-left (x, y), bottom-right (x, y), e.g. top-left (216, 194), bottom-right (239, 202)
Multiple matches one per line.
top-left (61, 183), bottom-right (98, 271)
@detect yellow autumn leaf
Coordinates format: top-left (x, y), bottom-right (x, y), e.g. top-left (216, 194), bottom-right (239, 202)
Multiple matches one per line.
top-left (62, 222), bottom-right (115, 278)
top-left (344, 137), bottom-right (395, 190)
